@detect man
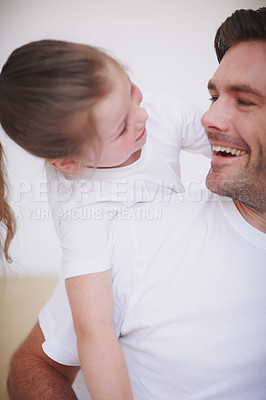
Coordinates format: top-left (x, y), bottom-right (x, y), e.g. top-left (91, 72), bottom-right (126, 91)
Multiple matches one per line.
top-left (7, 7), bottom-right (266, 400)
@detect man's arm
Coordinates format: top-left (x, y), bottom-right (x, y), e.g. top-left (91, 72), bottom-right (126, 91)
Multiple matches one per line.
top-left (7, 322), bottom-right (80, 400)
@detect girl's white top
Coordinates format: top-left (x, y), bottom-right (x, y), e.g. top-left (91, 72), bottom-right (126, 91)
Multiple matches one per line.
top-left (46, 92), bottom-right (211, 278)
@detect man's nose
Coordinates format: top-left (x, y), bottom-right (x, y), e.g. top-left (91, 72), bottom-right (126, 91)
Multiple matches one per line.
top-left (201, 100), bottom-right (230, 133)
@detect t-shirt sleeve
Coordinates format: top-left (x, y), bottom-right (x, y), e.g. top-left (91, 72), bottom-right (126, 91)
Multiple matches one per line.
top-left (39, 277), bottom-right (125, 366)
top-left (58, 203), bottom-right (114, 279)
top-left (178, 99), bottom-right (211, 157)
top-left (143, 92), bottom-right (211, 175)
top-left (39, 279), bottom-right (80, 366)
top-left (39, 219), bottom-right (128, 367)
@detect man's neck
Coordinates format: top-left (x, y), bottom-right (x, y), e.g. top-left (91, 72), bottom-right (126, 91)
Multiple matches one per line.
top-left (234, 200), bottom-right (266, 233)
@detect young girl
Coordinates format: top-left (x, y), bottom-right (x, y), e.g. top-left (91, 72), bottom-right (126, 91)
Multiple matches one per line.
top-left (0, 40), bottom-right (210, 399)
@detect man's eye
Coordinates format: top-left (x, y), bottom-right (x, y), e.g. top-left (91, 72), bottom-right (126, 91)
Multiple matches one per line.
top-left (238, 99), bottom-right (255, 106)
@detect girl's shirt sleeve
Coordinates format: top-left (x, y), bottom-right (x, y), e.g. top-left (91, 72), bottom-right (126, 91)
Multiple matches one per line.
top-left (58, 203), bottom-right (114, 278)
top-left (143, 92), bottom-right (211, 177)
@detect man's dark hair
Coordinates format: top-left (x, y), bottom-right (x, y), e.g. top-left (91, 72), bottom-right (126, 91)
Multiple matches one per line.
top-left (215, 7), bottom-right (266, 63)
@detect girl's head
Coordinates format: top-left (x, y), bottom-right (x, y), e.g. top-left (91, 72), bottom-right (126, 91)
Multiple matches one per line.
top-left (0, 40), bottom-right (148, 172)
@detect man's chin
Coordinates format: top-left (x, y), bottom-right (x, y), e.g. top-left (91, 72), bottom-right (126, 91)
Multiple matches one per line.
top-left (205, 171), bottom-right (228, 197)
top-left (206, 171), bottom-right (266, 213)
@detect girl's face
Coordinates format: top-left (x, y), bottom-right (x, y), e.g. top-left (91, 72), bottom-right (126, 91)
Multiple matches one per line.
top-left (81, 65), bottom-right (148, 168)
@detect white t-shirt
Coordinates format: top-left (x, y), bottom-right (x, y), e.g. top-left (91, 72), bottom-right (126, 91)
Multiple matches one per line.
top-left (46, 92), bottom-right (210, 278)
top-left (40, 190), bottom-right (266, 400)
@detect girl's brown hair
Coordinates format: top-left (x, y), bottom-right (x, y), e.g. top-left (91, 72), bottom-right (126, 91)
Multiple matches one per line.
top-left (0, 39), bottom-right (123, 262)
top-left (0, 143), bottom-right (16, 262)
top-left (0, 39), bottom-right (122, 160)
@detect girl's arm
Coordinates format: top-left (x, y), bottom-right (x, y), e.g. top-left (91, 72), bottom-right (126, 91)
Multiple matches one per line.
top-left (65, 270), bottom-right (134, 400)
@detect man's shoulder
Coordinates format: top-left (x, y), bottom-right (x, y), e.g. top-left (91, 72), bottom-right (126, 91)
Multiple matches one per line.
top-left (169, 189), bottom-right (225, 208)
top-left (119, 189), bottom-right (228, 236)
top-left (156, 189), bottom-right (230, 230)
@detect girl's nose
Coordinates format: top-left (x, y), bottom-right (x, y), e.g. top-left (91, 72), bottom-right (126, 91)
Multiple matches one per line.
top-left (136, 107), bottom-right (148, 129)
top-left (132, 83), bottom-right (143, 104)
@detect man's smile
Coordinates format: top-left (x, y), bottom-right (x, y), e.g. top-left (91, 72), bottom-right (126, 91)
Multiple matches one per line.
top-left (212, 145), bottom-right (247, 157)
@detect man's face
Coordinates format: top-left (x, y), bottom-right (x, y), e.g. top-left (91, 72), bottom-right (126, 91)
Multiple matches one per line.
top-left (201, 41), bottom-right (266, 213)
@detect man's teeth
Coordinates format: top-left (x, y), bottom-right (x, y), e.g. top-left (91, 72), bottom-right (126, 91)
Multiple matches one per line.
top-left (212, 145), bottom-right (247, 157)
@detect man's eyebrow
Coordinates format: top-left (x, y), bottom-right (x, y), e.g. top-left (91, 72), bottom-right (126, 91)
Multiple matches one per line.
top-left (207, 79), bottom-right (264, 99)
top-left (227, 84), bottom-right (264, 99)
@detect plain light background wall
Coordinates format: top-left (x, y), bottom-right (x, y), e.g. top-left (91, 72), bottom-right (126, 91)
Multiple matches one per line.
top-left (1, 0), bottom-right (265, 277)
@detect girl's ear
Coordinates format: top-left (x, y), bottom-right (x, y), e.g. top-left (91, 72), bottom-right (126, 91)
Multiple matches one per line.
top-left (48, 158), bottom-right (82, 173)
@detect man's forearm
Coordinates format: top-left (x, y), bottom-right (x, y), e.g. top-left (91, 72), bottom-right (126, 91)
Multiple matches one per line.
top-left (7, 323), bottom-right (79, 400)
top-left (7, 352), bottom-right (78, 400)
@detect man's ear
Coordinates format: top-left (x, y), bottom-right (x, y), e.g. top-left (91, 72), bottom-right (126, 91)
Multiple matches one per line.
top-left (48, 158), bottom-right (82, 174)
